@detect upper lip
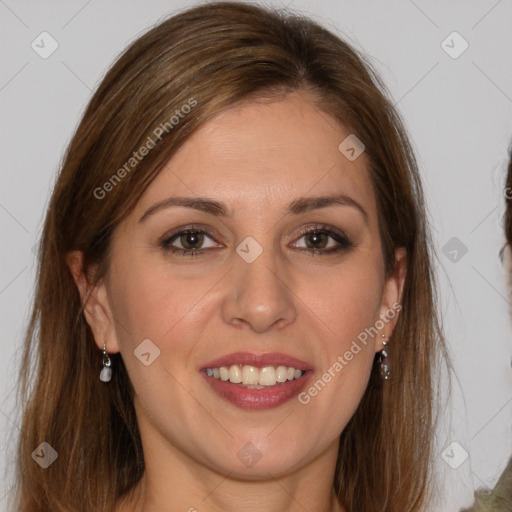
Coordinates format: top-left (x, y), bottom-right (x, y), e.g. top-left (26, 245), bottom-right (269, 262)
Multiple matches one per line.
top-left (200, 351), bottom-right (314, 371)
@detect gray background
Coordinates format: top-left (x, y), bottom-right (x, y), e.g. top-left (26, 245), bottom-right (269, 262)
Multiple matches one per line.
top-left (1, 0), bottom-right (511, 510)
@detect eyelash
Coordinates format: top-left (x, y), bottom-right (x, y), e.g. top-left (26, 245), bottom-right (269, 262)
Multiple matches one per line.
top-left (159, 224), bottom-right (355, 257)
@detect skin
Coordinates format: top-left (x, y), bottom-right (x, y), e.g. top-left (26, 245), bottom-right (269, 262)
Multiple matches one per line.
top-left (67, 90), bottom-right (406, 512)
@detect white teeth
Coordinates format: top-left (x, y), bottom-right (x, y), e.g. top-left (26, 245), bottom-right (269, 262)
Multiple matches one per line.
top-left (276, 366), bottom-right (288, 382)
top-left (205, 364), bottom-right (305, 386)
top-left (242, 365), bottom-right (259, 385)
top-left (219, 367), bottom-right (229, 381)
top-left (259, 366), bottom-right (276, 386)
top-left (229, 364), bottom-right (242, 383)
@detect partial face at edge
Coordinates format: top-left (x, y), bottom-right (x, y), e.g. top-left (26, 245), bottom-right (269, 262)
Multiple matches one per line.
top-left (69, 90), bottom-right (406, 479)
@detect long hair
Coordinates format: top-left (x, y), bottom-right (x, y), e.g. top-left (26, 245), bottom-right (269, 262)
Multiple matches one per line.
top-left (504, 146), bottom-right (512, 246)
top-left (12, 2), bottom-right (448, 511)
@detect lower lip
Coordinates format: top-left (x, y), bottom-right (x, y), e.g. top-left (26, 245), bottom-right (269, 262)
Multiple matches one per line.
top-left (201, 371), bottom-right (312, 410)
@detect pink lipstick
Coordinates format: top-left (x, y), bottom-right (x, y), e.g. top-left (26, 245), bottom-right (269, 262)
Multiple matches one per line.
top-left (200, 351), bottom-right (313, 410)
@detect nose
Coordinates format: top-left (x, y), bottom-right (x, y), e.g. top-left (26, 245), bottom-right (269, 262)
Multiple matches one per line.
top-left (220, 248), bottom-right (297, 334)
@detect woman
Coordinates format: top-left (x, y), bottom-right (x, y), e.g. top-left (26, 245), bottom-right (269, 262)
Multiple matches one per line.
top-left (12, 2), bottom-right (448, 511)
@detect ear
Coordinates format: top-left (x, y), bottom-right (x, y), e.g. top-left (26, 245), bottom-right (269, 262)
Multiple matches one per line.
top-left (65, 250), bottom-right (119, 353)
top-left (376, 247), bottom-right (407, 352)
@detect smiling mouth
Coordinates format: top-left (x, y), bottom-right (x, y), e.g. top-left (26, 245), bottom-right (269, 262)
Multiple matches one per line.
top-left (203, 364), bottom-right (306, 388)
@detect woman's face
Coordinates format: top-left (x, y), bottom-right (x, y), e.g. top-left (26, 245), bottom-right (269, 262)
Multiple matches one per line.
top-left (72, 91), bottom-right (405, 480)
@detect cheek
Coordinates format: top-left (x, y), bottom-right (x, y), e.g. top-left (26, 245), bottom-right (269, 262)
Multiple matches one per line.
top-left (108, 254), bottom-right (212, 344)
top-left (107, 255), bottom-right (225, 398)
top-left (107, 267), bottom-right (206, 421)
top-left (295, 262), bottom-right (383, 420)
top-left (303, 263), bottom-right (384, 348)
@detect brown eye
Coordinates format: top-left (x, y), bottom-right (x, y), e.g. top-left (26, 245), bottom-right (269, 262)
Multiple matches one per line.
top-left (177, 231), bottom-right (205, 250)
top-left (304, 231), bottom-right (329, 249)
top-left (160, 228), bottom-right (221, 256)
top-left (291, 225), bottom-right (355, 254)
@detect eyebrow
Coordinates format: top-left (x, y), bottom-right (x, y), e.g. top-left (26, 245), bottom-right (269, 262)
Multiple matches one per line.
top-left (139, 194), bottom-right (368, 224)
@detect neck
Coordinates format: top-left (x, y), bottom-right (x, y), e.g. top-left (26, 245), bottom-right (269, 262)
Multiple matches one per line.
top-left (119, 474), bottom-right (345, 512)
top-left (115, 397), bottom-right (346, 512)
top-left (116, 435), bottom-right (345, 512)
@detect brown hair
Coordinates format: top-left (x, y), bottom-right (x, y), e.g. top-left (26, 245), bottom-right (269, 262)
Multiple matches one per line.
top-left (504, 147), bottom-right (512, 246)
top-left (12, 2), bottom-right (448, 511)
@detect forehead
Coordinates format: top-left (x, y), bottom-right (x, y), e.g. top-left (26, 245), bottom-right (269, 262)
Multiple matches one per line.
top-left (134, 91), bottom-right (377, 222)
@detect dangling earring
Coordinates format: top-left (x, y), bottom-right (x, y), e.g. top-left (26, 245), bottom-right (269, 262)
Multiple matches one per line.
top-left (378, 334), bottom-right (391, 380)
top-left (100, 342), bottom-right (112, 382)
